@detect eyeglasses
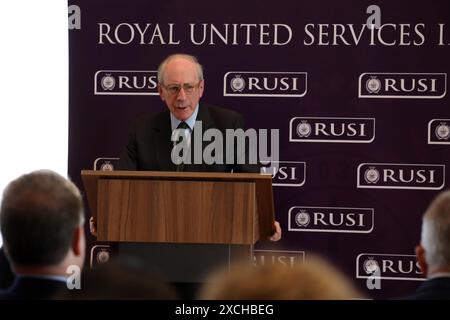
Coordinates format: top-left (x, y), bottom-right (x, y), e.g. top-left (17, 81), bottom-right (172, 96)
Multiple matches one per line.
top-left (162, 82), bottom-right (200, 96)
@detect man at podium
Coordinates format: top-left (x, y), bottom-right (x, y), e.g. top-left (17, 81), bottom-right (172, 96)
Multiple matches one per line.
top-left (86, 54), bottom-right (281, 298)
top-left (117, 53), bottom-right (260, 174)
top-left (92, 53), bottom-right (281, 241)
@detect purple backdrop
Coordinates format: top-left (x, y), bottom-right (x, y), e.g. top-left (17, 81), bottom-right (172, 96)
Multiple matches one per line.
top-left (68, 0), bottom-right (450, 298)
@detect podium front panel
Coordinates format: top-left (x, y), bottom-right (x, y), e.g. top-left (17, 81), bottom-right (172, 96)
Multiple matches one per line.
top-left (97, 179), bottom-right (256, 244)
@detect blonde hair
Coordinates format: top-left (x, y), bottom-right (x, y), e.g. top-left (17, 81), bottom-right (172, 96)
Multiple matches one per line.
top-left (199, 255), bottom-right (362, 300)
top-left (421, 189), bottom-right (450, 268)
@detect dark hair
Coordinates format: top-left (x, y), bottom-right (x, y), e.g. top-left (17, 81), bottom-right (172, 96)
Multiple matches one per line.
top-left (0, 170), bottom-right (83, 266)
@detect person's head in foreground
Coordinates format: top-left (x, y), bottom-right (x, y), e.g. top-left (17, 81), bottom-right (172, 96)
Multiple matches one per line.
top-left (198, 255), bottom-right (363, 300)
top-left (0, 170), bottom-right (85, 281)
top-left (415, 189), bottom-right (450, 277)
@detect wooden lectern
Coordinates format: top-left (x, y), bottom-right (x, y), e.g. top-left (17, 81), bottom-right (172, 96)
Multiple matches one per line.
top-left (81, 170), bottom-right (275, 283)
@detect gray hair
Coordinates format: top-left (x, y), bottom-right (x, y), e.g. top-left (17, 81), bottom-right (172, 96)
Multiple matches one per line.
top-left (421, 189), bottom-right (450, 268)
top-left (157, 53), bottom-right (204, 85)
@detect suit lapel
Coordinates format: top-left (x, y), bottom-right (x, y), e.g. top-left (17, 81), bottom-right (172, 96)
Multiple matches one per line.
top-left (195, 103), bottom-right (215, 131)
top-left (186, 104), bottom-right (214, 171)
top-left (154, 110), bottom-right (177, 171)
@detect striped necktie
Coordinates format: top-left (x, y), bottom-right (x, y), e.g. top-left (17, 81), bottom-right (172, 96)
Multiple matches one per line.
top-left (175, 122), bottom-right (190, 172)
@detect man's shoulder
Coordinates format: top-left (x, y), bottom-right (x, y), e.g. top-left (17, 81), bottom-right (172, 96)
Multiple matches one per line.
top-left (0, 277), bottom-right (68, 300)
top-left (200, 104), bottom-right (244, 130)
top-left (203, 103), bottom-right (243, 120)
top-left (129, 109), bottom-right (170, 130)
top-left (399, 277), bottom-right (450, 300)
top-left (199, 104), bottom-right (244, 130)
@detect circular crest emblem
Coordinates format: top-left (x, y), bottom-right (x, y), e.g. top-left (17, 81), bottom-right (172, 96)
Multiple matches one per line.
top-left (296, 120), bottom-right (311, 138)
top-left (100, 161), bottom-right (114, 171)
top-left (295, 210), bottom-right (310, 227)
top-left (230, 75), bottom-right (245, 92)
top-left (363, 258), bottom-right (380, 274)
top-left (364, 167), bottom-right (380, 184)
top-left (366, 76), bottom-right (381, 94)
top-left (435, 122), bottom-right (450, 140)
top-left (96, 249), bottom-right (110, 264)
top-left (101, 74), bottom-right (116, 91)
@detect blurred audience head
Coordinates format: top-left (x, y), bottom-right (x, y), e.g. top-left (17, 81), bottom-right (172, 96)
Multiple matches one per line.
top-left (416, 189), bottom-right (450, 277)
top-left (0, 169), bottom-right (85, 274)
top-left (199, 254), bottom-right (362, 300)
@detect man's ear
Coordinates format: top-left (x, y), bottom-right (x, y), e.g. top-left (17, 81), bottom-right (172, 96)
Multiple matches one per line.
top-left (198, 80), bottom-right (205, 98)
top-left (72, 226), bottom-right (85, 257)
top-left (415, 244), bottom-right (428, 276)
top-left (158, 84), bottom-right (165, 101)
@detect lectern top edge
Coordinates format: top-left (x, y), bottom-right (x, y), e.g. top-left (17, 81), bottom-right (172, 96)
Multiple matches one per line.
top-left (81, 170), bottom-right (272, 181)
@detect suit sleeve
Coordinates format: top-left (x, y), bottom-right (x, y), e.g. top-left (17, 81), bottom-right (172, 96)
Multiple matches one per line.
top-left (117, 124), bottom-right (138, 170)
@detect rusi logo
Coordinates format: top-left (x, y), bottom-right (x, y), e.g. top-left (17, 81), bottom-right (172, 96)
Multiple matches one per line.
top-left (260, 161), bottom-right (306, 187)
top-left (428, 119), bottom-right (450, 145)
top-left (359, 73), bottom-right (447, 99)
top-left (289, 117), bottom-right (375, 143)
top-left (223, 72), bottom-right (307, 97)
top-left (356, 253), bottom-right (425, 281)
top-left (357, 163), bottom-right (445, 190)
top-left (288, 206), bottom-right (374, 233)
top-left (93, 157), bottom-right (119, 171)
top-left (90, 245), bottom-right (111, 268)
top-left (253, 250), bottom-right (305, 268)
top-left (94, 70), bottom-right (158, 95)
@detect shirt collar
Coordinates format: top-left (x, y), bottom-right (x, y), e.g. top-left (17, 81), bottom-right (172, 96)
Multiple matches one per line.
top-left (170, 104), bottom-right (199, 132)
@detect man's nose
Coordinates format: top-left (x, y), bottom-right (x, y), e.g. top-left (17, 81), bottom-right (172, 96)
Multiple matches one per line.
top-left (176, 87), bottom-right (187, 100)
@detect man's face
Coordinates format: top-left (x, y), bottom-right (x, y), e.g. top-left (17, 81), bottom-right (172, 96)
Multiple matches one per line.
top-left (158, 58), bottom-right (204, 121)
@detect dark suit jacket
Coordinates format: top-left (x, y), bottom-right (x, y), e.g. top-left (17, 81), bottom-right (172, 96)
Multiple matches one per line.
top-left (0, 277), bottom-right (68, 300)
top-left (118, 103), bottom-right (259, 173)
top-left (0, 248), bottom-right (14, 290)
top-left (401, 277), bottom-right (450, 300)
